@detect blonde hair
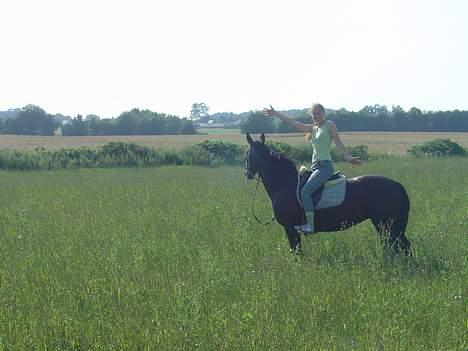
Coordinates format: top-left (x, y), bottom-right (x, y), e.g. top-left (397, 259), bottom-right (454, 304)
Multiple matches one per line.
top-left (308, 103), bottom-right (325, 116)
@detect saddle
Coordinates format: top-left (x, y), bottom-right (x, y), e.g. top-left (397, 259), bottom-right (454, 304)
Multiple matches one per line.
top-left (297, 166), bottom-right (347, 209)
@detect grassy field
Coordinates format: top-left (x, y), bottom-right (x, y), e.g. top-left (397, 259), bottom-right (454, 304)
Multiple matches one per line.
top-left (0, 158), bottom-right (466, 349)
top-left (1, 131), bottom-right (467, 155)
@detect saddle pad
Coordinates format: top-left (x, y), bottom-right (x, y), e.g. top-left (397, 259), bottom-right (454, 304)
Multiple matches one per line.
top-left (297, 166), bottom-right (347, 210)
top-left (315, 176), bottom-right (346, 209)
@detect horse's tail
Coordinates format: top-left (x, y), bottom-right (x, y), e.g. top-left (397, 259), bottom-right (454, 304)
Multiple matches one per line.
top-left (397, 185), bottom-right (410, 235)
top-left (394, 184), bottom-right (412, 255)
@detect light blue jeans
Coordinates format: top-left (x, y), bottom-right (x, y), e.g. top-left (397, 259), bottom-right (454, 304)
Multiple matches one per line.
top-left (301, 160), bottom-right (334, 212)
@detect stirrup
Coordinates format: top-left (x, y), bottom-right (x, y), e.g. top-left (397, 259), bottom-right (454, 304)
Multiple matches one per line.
top-left (294, 223), bottom-right (314, 234)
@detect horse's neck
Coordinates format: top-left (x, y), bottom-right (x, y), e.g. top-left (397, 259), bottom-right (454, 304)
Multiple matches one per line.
top-left (260, 160), bottom-right (297, 197)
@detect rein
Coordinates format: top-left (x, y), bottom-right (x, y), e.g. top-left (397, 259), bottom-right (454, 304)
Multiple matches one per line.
top-left (247, 146), bottom-right (295, 226)
top-left (251, 174), bottom-right (276, 226)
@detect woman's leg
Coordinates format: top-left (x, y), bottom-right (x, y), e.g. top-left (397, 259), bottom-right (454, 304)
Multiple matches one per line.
top-left (299, 162), bottom-right (334, 232)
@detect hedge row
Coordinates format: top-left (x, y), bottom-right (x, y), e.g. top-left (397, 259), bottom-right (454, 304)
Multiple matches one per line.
top-left (0, 141), bottom-right (372, 171)
top-left (0, 139), bottom-right (463, 171)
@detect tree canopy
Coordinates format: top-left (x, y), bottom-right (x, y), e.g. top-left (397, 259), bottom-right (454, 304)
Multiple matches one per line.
top-left (190, 103), bottom-right (210, 121)
top-left (240, 111), bottom-right (276, 133)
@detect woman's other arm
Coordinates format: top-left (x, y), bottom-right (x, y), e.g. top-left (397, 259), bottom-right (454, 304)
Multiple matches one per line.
top-left (328, 121), bottom-right (362, 166)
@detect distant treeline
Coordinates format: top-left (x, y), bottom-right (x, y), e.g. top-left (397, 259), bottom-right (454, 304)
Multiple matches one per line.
top-left (329, 105), bottom-right (468, 132)
top-left (240, 105), bottom-right (468, 133)
top-left (0, 105), bottom-right (197, 136)
top-left (1, 104), bottom-right (467, 136)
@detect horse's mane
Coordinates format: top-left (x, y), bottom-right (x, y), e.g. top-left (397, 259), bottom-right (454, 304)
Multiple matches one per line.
top-left (263, 144), bottom-right (298, 175)
top-left (250, 141), bottom-right (298, 176)
top-left (269, 148), bottom-right (296, 167)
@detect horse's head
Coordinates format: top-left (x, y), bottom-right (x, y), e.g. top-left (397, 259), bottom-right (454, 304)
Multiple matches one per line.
top-left (245, 133), bottom-right (268, 179)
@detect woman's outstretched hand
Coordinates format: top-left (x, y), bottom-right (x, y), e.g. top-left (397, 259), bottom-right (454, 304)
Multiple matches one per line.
top-left (263, 105), bottom-right (276, 117)
top-left (349, 157), bottom-right (363, 166)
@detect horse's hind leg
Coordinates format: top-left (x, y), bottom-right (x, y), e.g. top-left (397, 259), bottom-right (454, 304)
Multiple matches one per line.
top-left (372, 218), bottom-right (412, 256)
top-left (389, 209), bottom-right (412, 256)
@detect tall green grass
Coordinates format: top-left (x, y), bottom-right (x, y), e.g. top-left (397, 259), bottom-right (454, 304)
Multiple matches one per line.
top-left (0, 158), bottom-right (466, 349)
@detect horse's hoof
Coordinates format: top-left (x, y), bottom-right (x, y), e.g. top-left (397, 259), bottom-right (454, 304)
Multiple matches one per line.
top-left (289, 248), bottom-right (303, 256)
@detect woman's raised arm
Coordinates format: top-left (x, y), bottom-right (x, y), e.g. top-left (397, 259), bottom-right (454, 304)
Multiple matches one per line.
top-left (263, 105), bottom-right (312, 133)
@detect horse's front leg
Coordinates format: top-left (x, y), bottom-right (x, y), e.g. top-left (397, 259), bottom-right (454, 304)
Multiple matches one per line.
top-left (284, 225), bottom-right (302, 256)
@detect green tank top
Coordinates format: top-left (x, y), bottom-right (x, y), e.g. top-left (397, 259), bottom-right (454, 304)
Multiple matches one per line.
top-left (311, 121), bottom-right (332, 163)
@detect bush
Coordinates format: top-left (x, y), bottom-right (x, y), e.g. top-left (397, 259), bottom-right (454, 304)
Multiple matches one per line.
top-left (0, 150), bottom-right (42, 170)
top-left (267, 141), bottom-right (369, 163)
top-left (408, 139), bottom-right (466, 157)
top-left (267, 141), bottom-right (311, 163)
top-left (194, 140), bottom-right (245, 165)
top-left (179, 146), bottom-right (213, 166)
top-left (348, 145), bottom-right (369, 161)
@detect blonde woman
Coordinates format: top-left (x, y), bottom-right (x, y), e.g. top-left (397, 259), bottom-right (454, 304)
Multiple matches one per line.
top-left (263, 103), bottom-right (362, 233)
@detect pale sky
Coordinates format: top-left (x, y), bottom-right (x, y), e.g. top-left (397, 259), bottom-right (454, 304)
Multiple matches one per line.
top-left (1, 0), bottom-right (467, 118)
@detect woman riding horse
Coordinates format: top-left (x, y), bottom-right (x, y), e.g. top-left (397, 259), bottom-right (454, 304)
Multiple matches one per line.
top-left (245, 132), bottom-right (412, 256)
top-left (263, 104), bottom-right (362, 234)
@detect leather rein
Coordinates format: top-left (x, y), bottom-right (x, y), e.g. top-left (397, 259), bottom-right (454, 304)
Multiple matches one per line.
top-left (251, 174), bottom-right (276, 226)
top-left (247, 145), bottom-right (293, 226)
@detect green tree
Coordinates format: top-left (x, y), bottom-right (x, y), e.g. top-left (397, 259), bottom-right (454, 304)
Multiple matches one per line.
top-left (137, 115), bottom-right (165, 135)
top-left (240, 111), bottom-right (276, 133)
top-left (85, 114), bottom-right (101, 135)
top-left (391, 105), bottom-right (407, 131)
top-left (165, 116), bottom-right (182, 134)
top-left (15, 104), bottom-right (57, 135)
top-left (62, 115), bottom-right (87, 136)
top-left (100, 119), bottom-right (115, 135)
top-left (115, 109), bottom-right (140, 135)
top-left (277, 113), bottom-right (310, 133)
top-left (3, 118), bottom-right (19, 134)
top-left (408, 107), bottom-right (422, 117)
top-left (190, 103), bottom-right (209, 121)
top-left (178, 119), bottom-right (197, 134)
top-left (407, 107), bottom-right (424, 130)
top-left (358, 105), bottom-right (389, 130)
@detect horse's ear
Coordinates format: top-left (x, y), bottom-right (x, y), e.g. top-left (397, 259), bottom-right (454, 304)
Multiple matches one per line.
top-left (246, 133), bottom-right (254, 145)
top-left (260, 133), bottom-right (265, 144)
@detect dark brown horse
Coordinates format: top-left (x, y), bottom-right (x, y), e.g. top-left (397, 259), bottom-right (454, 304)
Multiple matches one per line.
top-left (245, 133), bottom-right (412, 256)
